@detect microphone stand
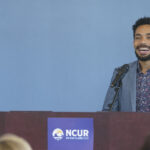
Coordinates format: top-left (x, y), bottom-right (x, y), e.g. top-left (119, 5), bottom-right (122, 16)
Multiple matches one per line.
top-left (108, 80), bottom-right (122, 111)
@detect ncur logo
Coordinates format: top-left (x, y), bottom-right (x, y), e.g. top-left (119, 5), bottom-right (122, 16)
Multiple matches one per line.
top-left (52, 128), bottom-right (89, 141)
top-left (52, 128), bottom-right (64, 141)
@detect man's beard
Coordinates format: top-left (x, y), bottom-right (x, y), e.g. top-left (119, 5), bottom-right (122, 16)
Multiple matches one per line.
top-left (135, 51), bottom-right (150, 61)
top-left (135, 44), bottom-right (150, 61)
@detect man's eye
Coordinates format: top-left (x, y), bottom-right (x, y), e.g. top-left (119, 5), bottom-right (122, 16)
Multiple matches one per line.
top-left (135, 37), bottom-right (140, 40)
top-left (147, 37), bottom-right (150, 39)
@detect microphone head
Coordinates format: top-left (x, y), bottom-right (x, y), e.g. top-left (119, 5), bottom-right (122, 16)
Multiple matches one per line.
top-left (118, 64), bottom-right (129, 73)
top-left (110, 64), bottom-right (129, 88)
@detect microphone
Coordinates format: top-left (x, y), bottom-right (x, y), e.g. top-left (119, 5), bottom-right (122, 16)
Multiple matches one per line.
top-left (110, 64), bottom-right (129, 88)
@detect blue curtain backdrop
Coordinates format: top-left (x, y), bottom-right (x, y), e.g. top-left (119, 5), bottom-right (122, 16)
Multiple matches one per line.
top-left (0, 0), bottom-right (149, 111)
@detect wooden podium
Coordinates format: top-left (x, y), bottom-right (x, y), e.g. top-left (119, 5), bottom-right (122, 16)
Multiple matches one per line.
top-left (0, 111), bottom-right (150, 150)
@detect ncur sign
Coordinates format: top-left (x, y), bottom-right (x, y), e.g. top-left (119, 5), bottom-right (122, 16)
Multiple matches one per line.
top-left (48, 118), bottom-right (94, 150)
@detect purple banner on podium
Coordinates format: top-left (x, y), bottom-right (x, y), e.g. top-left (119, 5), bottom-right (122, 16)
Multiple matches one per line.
top-left (48, 118), bottom-right (94, 150)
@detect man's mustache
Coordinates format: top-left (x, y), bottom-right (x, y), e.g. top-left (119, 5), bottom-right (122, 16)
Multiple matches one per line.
top-left (136, 44), bottom-right (150, 50)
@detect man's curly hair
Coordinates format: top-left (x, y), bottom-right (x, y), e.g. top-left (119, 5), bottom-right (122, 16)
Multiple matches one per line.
top-left (132, 17), bottom-right (150, 37)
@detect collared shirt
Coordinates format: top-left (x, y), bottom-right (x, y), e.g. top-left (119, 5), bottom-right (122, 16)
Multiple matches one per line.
top-left (136, 63), bottom-right (150, 112)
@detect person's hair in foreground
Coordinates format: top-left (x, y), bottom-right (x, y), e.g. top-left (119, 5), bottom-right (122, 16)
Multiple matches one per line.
top-left (140, 134), bottom-right (150, 150)
top-left (132, 17), bottom-right (150, 37)
top-left (0, 133), bottom-right (32, 150)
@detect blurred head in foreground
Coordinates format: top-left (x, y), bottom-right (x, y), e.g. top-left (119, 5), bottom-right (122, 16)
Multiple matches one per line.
top-left (140, 134), bottom-right (150, 150)
top-left (0, 133), bottom-right (32, 150)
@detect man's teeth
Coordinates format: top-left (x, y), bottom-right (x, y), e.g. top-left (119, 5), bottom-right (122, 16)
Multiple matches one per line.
top-left (139, 48), bottom-right (149, 51)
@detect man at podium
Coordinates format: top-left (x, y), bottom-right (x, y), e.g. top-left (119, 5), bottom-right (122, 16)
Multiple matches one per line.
top-left (103, 17), bottom-right (150, 112)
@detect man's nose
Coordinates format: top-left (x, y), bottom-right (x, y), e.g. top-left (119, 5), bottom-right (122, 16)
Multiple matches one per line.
top-left (140, 37), bottom-right (147, 44)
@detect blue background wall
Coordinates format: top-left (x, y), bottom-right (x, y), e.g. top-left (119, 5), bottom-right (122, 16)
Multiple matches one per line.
top-left (0, 0), bottom-right (149, 111)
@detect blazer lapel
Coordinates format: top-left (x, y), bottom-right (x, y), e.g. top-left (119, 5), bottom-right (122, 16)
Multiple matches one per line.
top-left (127, 61), bottom-right (137, 111)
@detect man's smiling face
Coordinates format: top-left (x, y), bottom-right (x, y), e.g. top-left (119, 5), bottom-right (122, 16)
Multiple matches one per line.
top-left (134, 25), bottom-right (150, 61)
